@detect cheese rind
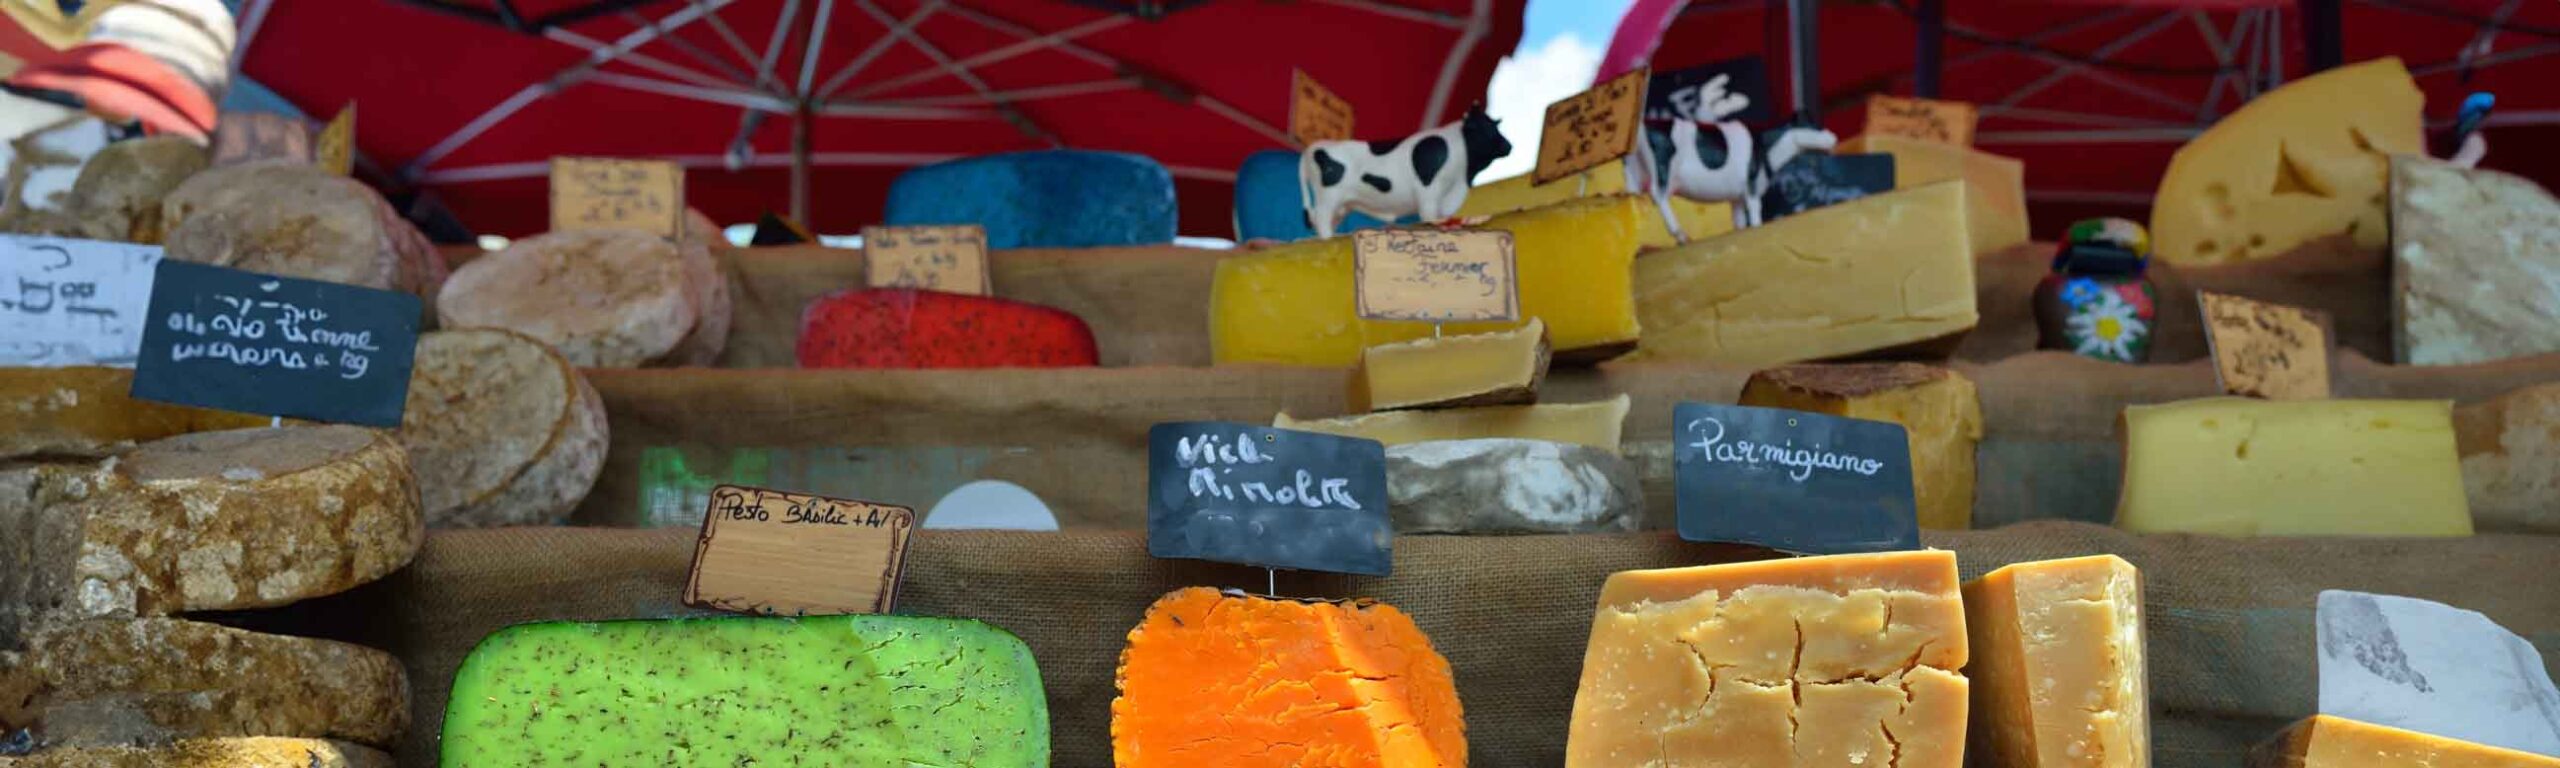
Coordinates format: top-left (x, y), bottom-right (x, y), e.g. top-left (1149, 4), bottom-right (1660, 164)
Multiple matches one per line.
top-left (1839, 134), bottom-right (2028, 254)
top-left (1963, 555), bottom-right (2148, 768)
top-left (1631, 181), bottom-right (1978, 365)
top-left (0, 618), bottom-right (409, 747)
top-left (2248, 715), bottom-right (2560, 768)
top-left (1739, 363), bottom-right (1982, 529)
top-left (2389, 155), bottom-right (2560, 366)
top-left (435, 228), bottom-right (700, 368)
top-left (1352, 318), bottom-right (1550, 411)
top-left (2114, 398), bottom-right (2472, 536)
top-left (2151, 58), bottom-right (2424, 265)
top-left (2455, 383), bottom-right (2560, 533)
top-left (1386, 438), bottom-right (1639, 533)
top-left (399, 329), bottom-right (607, 528)
top-left (0, 738), bottom-right (392, 768)
top-left (0, 367), bottom-right (268, 459)
top-left (1277, 395), bottom-right (1629, 453)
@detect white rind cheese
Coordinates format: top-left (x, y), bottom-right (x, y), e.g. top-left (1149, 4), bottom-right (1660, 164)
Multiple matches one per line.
top-left (1386, 438), bottom-right (1639, 533)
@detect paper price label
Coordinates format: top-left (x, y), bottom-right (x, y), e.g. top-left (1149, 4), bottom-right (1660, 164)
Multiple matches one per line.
top-left (1534, 67), bottom-right (1648, 185)
top-left (1353, 228), bottom-right (1518, 323)
top-left (2200, 291), bottom-right (2331, 400)
top-left (863, 224), bottom-right (990, 295)
top-left (1, 234), bottom-right (161, 366)
top-left (551, 156), bottom-right (685, 238)
top-left (685, 485), bottom-right (915, 616)
top-left (1289, 69), bottom-right (1356, 146)
top-left (1865, 94), bottom-right (1976, 146)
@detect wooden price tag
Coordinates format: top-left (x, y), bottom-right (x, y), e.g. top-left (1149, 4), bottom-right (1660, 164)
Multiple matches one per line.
top-left (1353, 228), bottom-right (1517, 323)
top-left (316, 103), bottom-right (355, 176)
top-left (208, 111), bottom-right (315, 168)
top-left (684, 485), bottom-right (915, 616)
top-left (550, 157), bottom-right (685, 238)
top-left (2200, 290), bottom-right (2332, 400)
top-left (1533, 67), bottom-right (1648, 185)
top-left (1865, 94), bottom-right (1976, 146)
top-left (863, 224), bottom-right (990, 295)
top-left (1289, 69), bottom-right (1355, 146)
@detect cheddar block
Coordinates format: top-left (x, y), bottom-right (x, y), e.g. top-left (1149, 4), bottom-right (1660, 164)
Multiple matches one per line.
top-left (1839, 134), bottom-right (2029, 254)
top-left (2115, 398), bottom-right (2472, 536)
top-left (1740, 363), bottom-right (1983, 529)
top-left (1210, 195), bottom-right (1645, 366)
top-left (1352, 318), bottom-right (1550, 412)
top-left (1964, 556), bottom-right (2148, 768)
top-left (1277, 394), bottom-right (1628, 452)
top-left (0, 366), bottom-right (267, 459)
top-left (2248, 715), bottom-right (2560, 768)
top-left (1567, 550), bottom-right (1970, 768)
top-left (2151, 58), bottom-right (2424, 265)
top-left (1459, 159), bottom-right (1736, 248)
top-left (1631, 181), bottom-right (1978, 365)
top-left (0, 738), bottom-right (392, 768)
top-left (441, 615), bottom-right (1048, 766)
top-left (1113, 588), bottom-right (1464, 767)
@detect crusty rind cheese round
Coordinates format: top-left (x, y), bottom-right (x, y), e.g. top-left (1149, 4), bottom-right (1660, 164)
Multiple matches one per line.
top-left (0, 737), bottom-right (393, 768)
top-left (158, 161), bottom-right (448, 300)
top-left (400, 329), bottom-right (607, 528)
top-left (0, 617), bottom-right (409, 748)
top-left (435, 229), bottom-right (698, 368)
top-left (664, 236), bottom-right (732, 366)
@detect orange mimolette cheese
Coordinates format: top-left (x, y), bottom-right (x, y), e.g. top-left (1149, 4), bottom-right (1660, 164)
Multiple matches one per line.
top-left (1111, 587), bottom-right (1466, 767)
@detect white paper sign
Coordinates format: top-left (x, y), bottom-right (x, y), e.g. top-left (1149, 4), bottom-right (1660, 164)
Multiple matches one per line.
top-left (2318, 590), bottom-right (2560, 756)
top-left (1, 234), bottom-right (161, 366)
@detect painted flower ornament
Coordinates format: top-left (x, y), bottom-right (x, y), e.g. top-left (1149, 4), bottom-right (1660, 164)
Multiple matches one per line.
top-left (2035, 218), bottom-right (2159, 364)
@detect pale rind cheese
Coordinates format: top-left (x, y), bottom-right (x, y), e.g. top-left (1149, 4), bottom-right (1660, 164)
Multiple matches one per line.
top-left (436, 229), bottom-right (700, 368)
top-left (400, 329), bottom-right (608, 528)
top-left (0, 366), bottom-right (268, 459)
top-left (2389, 155), bottom-right (2560, 366)
top-left (2114, 398), bottom-right (2472, 536)
top-left (1352, 318), bottom-right (1549, 412)
top-left (0, 737), bottom-right (393, 767)
top-left (0, 617), bottom-right (408, 747)
top-left (1277, 395), bottom-right (1629, 453)
top-left (1963, 555), bottom-right (2149, 768)
top-left (1838, 134), bottom-right (2029, 254)
top-left (2150, 58), bottom-right (2424, 265)
top-left (1458, 159), bottom-right (1735, 248)
top-left (2249, 715), bottom-right (2560, 768)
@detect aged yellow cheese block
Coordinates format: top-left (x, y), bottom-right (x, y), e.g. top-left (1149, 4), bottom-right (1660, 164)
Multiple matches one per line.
top-left (1459, 159), bottom-right (1735, 248)
top-left (1352, 319), bottom-right (1550, 412)
top-left (2115, 398), bottom-right (2472, 536)
top-left (2150, 58), bottom-right (2424, 266)
top-left (1739, 363), bottom-right (1982, 529)
top-left (1277, 395), bottom-right (1628, 453)
top-left (1567, 550), bottom-right (1970, 768)
top-left (1838, 134), bottom-right (2028, 254)
top-left (1632, 181), bottom-right (1977, 365)
top-left (2248, 715), bottom-right (2560, 768)
top-left (1964, 555), bottom-right (2148, 768)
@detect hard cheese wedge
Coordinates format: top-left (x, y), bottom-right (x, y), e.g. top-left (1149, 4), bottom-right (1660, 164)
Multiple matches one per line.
top-left (2150, 57), bottom-right (2424, 265)
top-left (1112, 587), bottom-right (1464, 768)
top-left (2248, 715), bottom-right (2560, 768)
top-left (0, 366), bottom-right (268, 459)
top-left (440, 615), bottom-right (1047, 767)
top-left (2390, 155), bottom-right (2560, 366)
top-left (1838, 134), bottom-right (2029, 255)
top-left (1459, 159), bottom-right (1736, 248)
top-left (1277, 394), bottom-right (1628, 452)
top-left (1739, 363), bottom-right (1983, 529)
top-left (1211, 195), bottom-right (1645, 366)
top-left (1352, 318), bottom-right (1550, 411)
top-left (1567, 550), bottom-right (1970, 768)
top-left (1963, 555), bottom-right (2148, 768)
top-left (2115, 398), bottom-right (2472, 536)
top-left (1632, 181), bottom-right (1977, 366)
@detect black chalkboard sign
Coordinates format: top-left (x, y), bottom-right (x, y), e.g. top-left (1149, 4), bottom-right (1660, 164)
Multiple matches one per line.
top-left (1147, 422), bottom-right (1391, 576)
top-left (130, 260), bottom-right (421, 427)
top-left (1760, 152), bottom-right (1895, 221)
top-left (1647, 57), bottom-right (1776, 124)
top-left (1673, 402), bottom-right (1919, 554)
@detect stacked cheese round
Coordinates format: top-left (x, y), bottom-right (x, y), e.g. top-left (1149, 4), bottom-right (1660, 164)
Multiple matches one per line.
top-left (398, 329), bottom-right (609, 528)
top-left (160, 161), bottom-right (448, 303)
top-left (436, 228), bottom-right (732, 367)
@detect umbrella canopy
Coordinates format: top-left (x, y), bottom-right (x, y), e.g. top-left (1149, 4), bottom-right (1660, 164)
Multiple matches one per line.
top-left (238, 0), bottom-right (1524, 237)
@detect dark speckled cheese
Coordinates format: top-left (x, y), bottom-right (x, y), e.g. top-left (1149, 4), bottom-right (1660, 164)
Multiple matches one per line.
top-left (438, 614), bottom-right (1047, 767)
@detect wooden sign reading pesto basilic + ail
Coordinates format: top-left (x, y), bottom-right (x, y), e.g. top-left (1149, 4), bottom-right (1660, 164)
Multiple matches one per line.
top-left (1147, 423), bottom-right (1391, 576)
top-left (685, 485), bottom-right (915, 616)
top-left (1673, 402), bottom-right (1919, 554)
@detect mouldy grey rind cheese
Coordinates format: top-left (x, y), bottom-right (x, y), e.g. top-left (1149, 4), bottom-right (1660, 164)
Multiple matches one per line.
top-left (400, 329), bottom-right (607, 528)
top-left (0, 618), bottom-right (407, 748)
top-left (0, 367), bottom-right (269, 460)
top-left (434, 229), bottom-right (704, 368)
top-left (1386, 438), bottom-right (1639, 533)
top-left (2390, 155), bottom-right (2560, 366)
top-left (159, 161), bottom-right (448, 303)
top-left (2454, 382), bottom-right (2560, 534)
top-left (0, 738), bottom-right (392, 768)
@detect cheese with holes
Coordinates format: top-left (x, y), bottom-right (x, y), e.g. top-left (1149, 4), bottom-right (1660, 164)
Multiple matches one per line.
top-left (0, 738), bottom-right (392, 767)
top-left (1566, 550), bottom-right (1970, 768)
top-left (435, 229), bottom-right (706, 368)
top-left (2114, 398), bottom-right (2472, 536)
top-left (1838, 134), bottom-right (2028, 255)
top-left (1211, 195), bottom-right (1645, 366)
top-left (1963, 555), bottom-right (2148, 768)
top-left (2390, 155), bottom-right (2560, 366)
top-left (1113, 587), bottom-right (1464, 767)
top-left (0, 367), bottom-right (267, 459)
top-left (0, 618), bottom-right (407, 747)
top-left (399, 329), bottom-right (607, 528)
top-left (2151, 58), bottom-right (2423, 265)
top-left (2248, 715), bottom-right (2560, 768)
top-left (2454, 382), bottom-right (2560, 534)
top-left (1632, 181), bottom-right (1977, 365)
top-left (1459, 159), bottom-right (1735, 248)
top-left (1277, 395), bottom-right (1628, 452)
top-left (160, 161), bottom-right (448, 303)
top-left (1740, 363), bottom-right (1982, 529)
top-left (1353, 318), bottom-right (1550, 412)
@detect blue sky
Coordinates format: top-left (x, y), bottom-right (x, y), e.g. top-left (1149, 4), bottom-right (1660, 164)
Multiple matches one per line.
top-left (1523, 0), bottom-right (1636, 54)
top-left (1479, 0), bottom-right (1637, 179)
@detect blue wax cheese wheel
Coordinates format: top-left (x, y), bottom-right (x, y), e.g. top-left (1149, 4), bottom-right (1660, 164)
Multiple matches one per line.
top-left (1232, 149), bottom-right (1409, 242)
top-left (439, 614), bottom-right (1049, 766)
top-left (884, 150), bottom-right (1176, 249)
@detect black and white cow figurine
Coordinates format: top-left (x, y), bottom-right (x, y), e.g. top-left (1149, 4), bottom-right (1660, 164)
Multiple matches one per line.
top-left (1627, 77), bottom-right (1836, 242)
top-left (1300, 104), bottom-right (1512, 239)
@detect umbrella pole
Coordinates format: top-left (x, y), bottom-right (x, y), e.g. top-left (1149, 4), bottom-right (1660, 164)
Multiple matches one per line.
top-left (791, 104), bottom-right (814, 224)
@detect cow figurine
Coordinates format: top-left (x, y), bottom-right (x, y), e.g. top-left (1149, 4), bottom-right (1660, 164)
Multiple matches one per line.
top-left (1300, 104), bottom-right (1512, 239)
top-left (1628, 76), bottom-right (1837, 242)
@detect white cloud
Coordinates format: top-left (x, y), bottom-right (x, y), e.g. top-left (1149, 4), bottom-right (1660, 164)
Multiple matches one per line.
top-left (1478, 32), bottom-right (1603, 182)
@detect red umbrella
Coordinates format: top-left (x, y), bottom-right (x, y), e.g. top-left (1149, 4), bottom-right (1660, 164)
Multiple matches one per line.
top-left (235, 0), bottom-right (1524, 237)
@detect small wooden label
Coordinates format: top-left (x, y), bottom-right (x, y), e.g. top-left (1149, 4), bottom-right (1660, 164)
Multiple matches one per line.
top-left (1864, 94), bottom-right (1976, 146)
top-left (684, 485), bottom-right (915, 616)
top-left (862, 224), bottom-right (990, 295)
top-left (316, 104), bottom-right (355, 176)
top-left (2200, 291), bottom-right (2332, 400)
top-left (208, 111), bottom-right (315, 168)
top-left (1353, 228), bottom-right (1518, 323)
top-left (1289, 69), bottom-right (1356, 146)
top-left (550, 157), bottom-right (685, 238)
top-left (1533, 67), bottom-right (1649, 185)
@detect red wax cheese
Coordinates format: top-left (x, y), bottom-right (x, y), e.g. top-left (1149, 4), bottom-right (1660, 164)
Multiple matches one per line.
top-left (797, 288), bottom-right (1098, 369)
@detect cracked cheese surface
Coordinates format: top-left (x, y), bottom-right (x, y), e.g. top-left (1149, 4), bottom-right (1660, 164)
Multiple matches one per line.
top-left (1963, 555), bottom-right (2148, 768)
top-left (1567, 550), bottom-right (1970, 768)
top-left (1111, 588), bottom-right (1465, 768)
top-left (2114, 398), bottom-right (2471, 536)
top-left (2248, 715), bottom-right (2560, 768)
top-left (438, 615), bottom-right (1046, 767)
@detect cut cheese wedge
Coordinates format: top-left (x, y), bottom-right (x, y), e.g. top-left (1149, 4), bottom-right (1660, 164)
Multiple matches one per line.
top-left (1352, 318), bottom-right (1550, 411)
top-left (2115, 398), bottom-right (2472, 536)
top-left (1632, 181), bottom-right (1977, 365)
top-left (1567, 550), bottom-right (1970, 768)
top-left (1112, 587), bottom-right (1464, 768)
top-left (1739, 363), bottom-right (1982, 529)
top-left (1459, 159), bottom-right (1736, 248)
top-left (1278, 394), bottom-right (1628, 453)
top-left (1838, 134), bottom-right (2028, 254)
top-left (2151, 57), bottom-right (2424, 265)
top-left (2248, 715), bottom-right (2560, 768)
top-left (1964, 555), bottom-right (2149, 768)
top-left (0, 366), bottom-right (267, 459)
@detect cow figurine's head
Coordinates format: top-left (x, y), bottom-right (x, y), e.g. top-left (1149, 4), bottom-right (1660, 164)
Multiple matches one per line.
top-left (1460, 104), bottom-right (1512, 179)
